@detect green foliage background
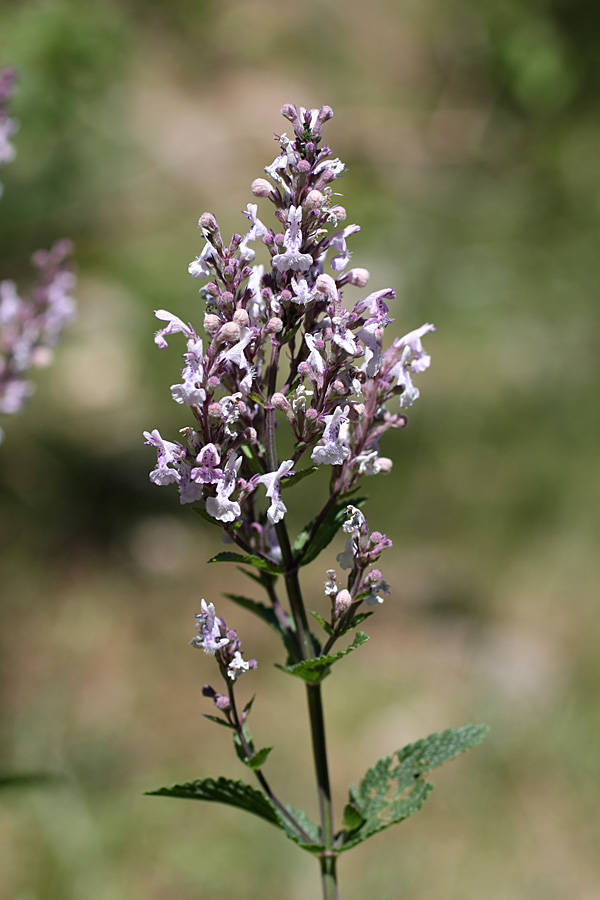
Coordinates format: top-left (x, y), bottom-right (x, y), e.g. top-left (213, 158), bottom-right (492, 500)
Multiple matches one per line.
top-left (1, 1), bottom-right (599, 898)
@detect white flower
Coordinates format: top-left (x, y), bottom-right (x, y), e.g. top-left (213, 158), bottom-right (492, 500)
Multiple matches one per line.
top-left (257, 459), bottom-right (294, 524)
top-left (227, 650), bottom-right (251, 680)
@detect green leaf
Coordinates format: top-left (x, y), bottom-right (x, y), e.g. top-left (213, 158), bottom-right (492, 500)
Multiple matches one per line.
top-left (342, 802), bottom-right (365, 831)
top-left (0, 773), bottom-right (62, 790)
top-left (193, 507), bottom-right (222, 528)
top-left (279, 466), bottom-right (319, 491)
top-left (309, 610), bottom-right (334, 636)
top-left (226, 594), bottom-right (297, 661)
top-left (202, 714), bottom-right (233, 729)
top-left (226, 593), bottom-right (286, 635)
top-left (246, 746), bottom-right (273, 771)
top-left (338, 611), bottom-right (373, 636)
top-left (277, 632), bottom-right (369, 684)
top-left (339, 724), bottom-right (489, 850)
top-left (293, 497), bottom-right (367, 567)
top-left (146, 777), bottom-right (280, 828)
top-left (209, 551), bottom-right (283, 576)
top-left (277, 803), bottom-right (323, 852)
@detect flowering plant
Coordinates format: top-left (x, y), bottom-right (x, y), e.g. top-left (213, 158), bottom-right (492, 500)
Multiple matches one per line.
top-left (145, 103), bottom-right (486, 899)
top-left (0, 67), bottom-right (76, 444)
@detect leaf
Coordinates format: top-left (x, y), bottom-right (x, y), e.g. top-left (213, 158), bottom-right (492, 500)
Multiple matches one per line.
top-left (209, 551), bottom-right (283, 576)
top-left (202, 714), bottom-right (233, 729)
top-left (279, 466), bottom-right (319, 491)
top-left (339, 724), bottom-right (489, 850)
top-left (342, 802), bottom-right (365, 831)
top-left (146, 777), bottom-right (280, 828)
top-left (0, 773), bottom-right (62, 790)
top-left (246, 746), bottom-right (273, 771)
top-left (277, 803), bottom-right (323, 852)
top-left (309, 610), bottom-right (334, 636)
top-left (293, 496), bottom-right (367, 567)
top-left (193, 507), bottom-right (222, 528)
top-left (338, 612), bottom-right (373, 636)
top-left (226, 594), bottom-right (285, 635)
top-left (277, 632), bottom-right (369, 684)
top-left (226, 594), bottom-right (298, 661)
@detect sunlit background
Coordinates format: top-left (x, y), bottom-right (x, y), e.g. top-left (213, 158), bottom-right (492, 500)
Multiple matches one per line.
top-left (1, 1), bottom-right (599, 898)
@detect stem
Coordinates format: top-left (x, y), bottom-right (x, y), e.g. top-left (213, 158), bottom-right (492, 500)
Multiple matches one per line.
top-left (307, 682), bottom-right (338, 900)
top-left (276, 518), bottom-right (338, 899)
top-left (226, 673), bottom-right (314, 845)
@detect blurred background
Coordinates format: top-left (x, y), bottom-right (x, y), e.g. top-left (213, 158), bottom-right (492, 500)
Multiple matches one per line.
top-left (0, 0), bottom-right (599, 898)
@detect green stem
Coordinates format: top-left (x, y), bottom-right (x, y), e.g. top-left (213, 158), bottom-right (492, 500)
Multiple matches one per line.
top-left (307, 682), bottom-right (338, 900)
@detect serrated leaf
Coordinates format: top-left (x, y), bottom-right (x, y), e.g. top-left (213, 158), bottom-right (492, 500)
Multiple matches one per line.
top-left (280, 466), bottom-right (318, 491)
top-left (309, 610), bottom-right (335, 636)
top-left (277, 803), bottom-right (323, 852)
top-left (276, 632), bottom-right (369, 684)
top-left (339, 724), bottom-right (489, 850)
top-left (293, 496), bottom-right (367, 567)
top-left (209, 551), bottom-right (283, 576)
top-left (146, 777), bottom-right (280, 828)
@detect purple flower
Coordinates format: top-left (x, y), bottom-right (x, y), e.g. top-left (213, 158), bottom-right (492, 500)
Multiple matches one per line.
top-left (328, 224), bottom-right (360, 272)
top-left (188, 241), bottom-right (216, 280)
top-left (239, 203), bottom-right (269, 261)
top-left (272, 206), bottom-right (313, 274)
top-left (171, 337), bottom-right (206, 407)
top-left (220, 325), bottom-right (255, 392)
top-left (190, 600), bottom-right (230, 654)
top-left (257, 459), bottom-right (294, 524)
top-left (397, 323), bottom-right (435, 374)
top-left (205, 453), bottom-right (242, 523)
top-left (311, 405), bottom-right (350, 466)
top-left (144, 429), bottom-right (184, 485)
top-left (154, 309), bottom-right (195, 349)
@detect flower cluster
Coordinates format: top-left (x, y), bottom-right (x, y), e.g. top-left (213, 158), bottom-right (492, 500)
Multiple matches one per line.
top-left (0, 241), bottom-right (76, 426)
top-left (0, 67), bottom-right (17, 197)
top-left (145, 104), bottom-right (434, 556)
top-left (0, 67), bottom-right (76, 444)
top-left (191, 599), bottom-right (256, 684)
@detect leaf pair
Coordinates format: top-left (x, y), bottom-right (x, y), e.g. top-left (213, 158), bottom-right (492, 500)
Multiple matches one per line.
top-left (148, 723), bottom-right (488, 853)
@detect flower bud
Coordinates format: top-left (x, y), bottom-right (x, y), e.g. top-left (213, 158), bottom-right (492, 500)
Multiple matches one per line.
top-left (219, 321), bottom-right (240, 342)
top-left (251, 178), bottom-right (274, 198)
top-left (296, 159), bottom-right (310, 174)
top-left (223, 266), bottom-right (235, 282)
top-left (376, 457), bottom-right (393, 474)
top-left (315, 274), bottom-right (338, 303)
top-left (204, 313), bottom-right (221, 335)
top-left (207, 376), bottom-right (221, 390)
top-left (317, 105), bottom-right (334, 125)
top-left (272, 392), bottom-right (290, 411)
top-left (345, 267), bottom-right (370, 288)
top-left (233, 308), bottom-right (249, 327)
top-left (208, 402), bottom-right (223, 419)
top-left (266, 317), bottom-right (283, 333)
top-left (199, 213), bottom-right (219, 232)
top-left (221, 291), bottom-right (234, 304)
top-left (215, 694), bottom-right (231, 710)
top-left (306, 189), bottom-right (324, 210)
top-left (280, 289), bottom-right (292, 302)
top-left (335, 589), bottom-right (352, 615)
top-left (331, 205), bottom-right (346, 221)
top-left (274, 233), bottom-right (285, 246)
